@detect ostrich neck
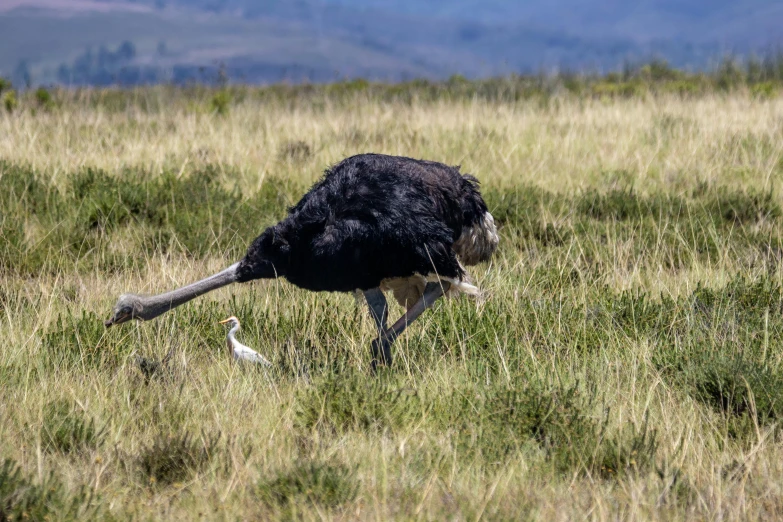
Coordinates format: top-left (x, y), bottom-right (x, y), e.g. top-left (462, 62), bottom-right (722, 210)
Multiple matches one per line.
top-left (137, 263), bottom-right (240, 320)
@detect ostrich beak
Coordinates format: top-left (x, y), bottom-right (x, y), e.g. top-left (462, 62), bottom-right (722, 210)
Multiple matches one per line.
top-left (105, 308), bottom-right (133, 328)
top-left (104, 294), bottom-right (140, 328)
top-left (104, 314), bottom-right (128, 328)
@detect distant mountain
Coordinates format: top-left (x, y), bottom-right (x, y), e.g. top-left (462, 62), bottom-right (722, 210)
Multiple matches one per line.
top-left (259, 0), bottom-right (783, 47)
top-left (165, 0), bottom-right (783, 47)
top-left (1, 0), bottom-right (780, 86)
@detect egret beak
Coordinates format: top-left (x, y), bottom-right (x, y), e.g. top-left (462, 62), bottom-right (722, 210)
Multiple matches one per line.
top-left (219, 316), bottom-right (239, 325)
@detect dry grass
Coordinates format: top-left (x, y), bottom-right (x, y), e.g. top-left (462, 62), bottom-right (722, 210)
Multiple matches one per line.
top-left (3, 94), bottom-right (781, 192)
top-left (1, 91), bottom-right (783, 520)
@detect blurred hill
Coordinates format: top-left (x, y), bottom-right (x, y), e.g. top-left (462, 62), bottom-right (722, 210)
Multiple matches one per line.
top-left (1, 0), bottom-right (781, 86)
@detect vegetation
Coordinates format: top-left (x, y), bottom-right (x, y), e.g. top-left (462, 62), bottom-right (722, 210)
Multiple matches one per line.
top-left (0, 69), bottom-right (782, 519)
top-left (136, 431), bottom-right (220, 486)
top-left (41, 399), bottom-right (106, 455)
top-left (0, 459), bottom-right (97, 521)
top-left (3, 56), bottom-right (783, 111)
top-left (34, 87), bottom-right (53, 110)
top-left (2, 90), bottom-right (16, 113)
top-left (256, 460), bottom-right (359, 512)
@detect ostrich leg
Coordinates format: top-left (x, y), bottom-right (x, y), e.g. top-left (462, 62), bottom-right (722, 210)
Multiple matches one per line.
top-left (370, 281), bottom-right (449, 372)
top-left (364, 288), bottom-right (389, 369)
top-left (364, 288), bottom-right (389, 334)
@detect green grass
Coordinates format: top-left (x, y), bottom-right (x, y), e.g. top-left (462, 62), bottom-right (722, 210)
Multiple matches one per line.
top-left (0, 458), bottom-right (98, 521)
top-left (3, 160), bottom-right (782, 277)
top-left (1, 89), bottom-right (783, 519)
top-left (136, 431), bottom-right (220, 487)
top-left (41, 399), bottom-right (106, 455)
top-left (256, 460), bottom-right (359, 511)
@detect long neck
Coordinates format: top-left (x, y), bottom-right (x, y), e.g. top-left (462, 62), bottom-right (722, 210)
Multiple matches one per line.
top-left (137, 263), bottom-right (240, 320)
top-left (226, 325), bottom-right (239, 357)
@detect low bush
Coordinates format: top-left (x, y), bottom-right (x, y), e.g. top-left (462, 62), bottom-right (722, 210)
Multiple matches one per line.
top-left (41, 399), bottom-right (106, 455)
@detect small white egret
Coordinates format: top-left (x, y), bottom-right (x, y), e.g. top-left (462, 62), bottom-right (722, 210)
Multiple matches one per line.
top-left (218, 316), bottom-right (272, 367)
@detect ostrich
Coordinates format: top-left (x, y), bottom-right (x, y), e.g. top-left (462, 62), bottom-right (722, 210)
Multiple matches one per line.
top-left (105, 153), bottom-right (499, 370)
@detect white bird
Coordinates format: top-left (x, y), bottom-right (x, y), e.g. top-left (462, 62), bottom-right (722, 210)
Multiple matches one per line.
top-left (218, 316), bottom-right (272, 367)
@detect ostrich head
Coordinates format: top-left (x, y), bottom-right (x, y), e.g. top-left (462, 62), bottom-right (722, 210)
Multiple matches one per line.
top-left (105, 293), bottom-right (145, 327)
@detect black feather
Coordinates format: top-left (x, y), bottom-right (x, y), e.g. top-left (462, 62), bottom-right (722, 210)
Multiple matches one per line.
top-left (236, 153), bottom-right (493, 292)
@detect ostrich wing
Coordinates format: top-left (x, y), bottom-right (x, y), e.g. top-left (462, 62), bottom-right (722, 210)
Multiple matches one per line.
top-left (283, 210), bottom-right (461, 293)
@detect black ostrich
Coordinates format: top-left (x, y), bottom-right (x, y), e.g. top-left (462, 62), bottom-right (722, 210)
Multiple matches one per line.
top-left (105, 153), bottom-right (499, 369)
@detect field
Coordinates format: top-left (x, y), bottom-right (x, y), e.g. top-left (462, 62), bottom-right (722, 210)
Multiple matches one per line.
top-left (2, 85), bottom-right (783, 520)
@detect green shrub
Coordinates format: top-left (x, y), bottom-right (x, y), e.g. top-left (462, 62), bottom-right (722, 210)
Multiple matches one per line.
top-left (716, 57), bottom-right (745, 90)
top-left (704, 189), bottom-right (781, 224)
top-left (2, 159), bottom-right (783, 282)
top-left (3, 90), bottom-right (17, 113)
top-left (591, 81), bottom-right (645, 98)
top-left (660, 79), bottom-right (706, 97)
top-left (639, 59), bottom-right (683, 82)
top-left (42, 311), bottom-right (128, 370)
top-left (533, 222), bottom-right (571, 247)
top-left (295, 372), bottom-right (423, 434)
top-left (41, 399), bottom-right (106, 454)
top-left (0, 458), bottom-right (98, 521)
top-left (684, 352), bottom-right (783, 439)
top-left (750, 81), bottom-right (778, 99)
top-left (0, 160), bottom-right (300, 274)
top-left (595, 414), bottom-right (659, 478)
top-left (649, 276), bottom-right (783, 439)
top-left (257, 461), bottom-right (358, 509)
top-left (428, 379), bottom-right (659, 477)
top-left (577, 189), bottom-right (684, 221)
top-left (137, 431), bottom-right (219, 486)
top-left (34, 87), bottom-right (54, 109)
top-left (433, 380), bottom-right (602, 470)
top-left (210, 90), bottom-right (231, 115)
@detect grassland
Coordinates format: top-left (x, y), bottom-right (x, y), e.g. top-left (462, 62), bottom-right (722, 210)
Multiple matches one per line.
top-left (1, 84), bottom-right (783, 520)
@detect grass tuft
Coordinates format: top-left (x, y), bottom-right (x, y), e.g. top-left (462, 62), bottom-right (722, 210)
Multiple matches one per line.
top-left (432, 380), bottom-right (603, 472)
top-left (0, 458), bottom-right (98, 521)
top-left (595, 414), bottom-right (659, 478)
top-left (680, 352), bottom-right (783, 439)
top-left (42, 311), bottom-right (127, 370)
top-left (136, 431), bottom-right (220, 487)
top-left (209, 90), bottom-right (231, 115)
top-left (295, 372), bottom-right (423, 434)
top-left (256, 460), bottom-right (359, 510)
top-left (41, 399), bottom-right (106, 455)
top-left (278, 140), bottom-right (312, 162)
